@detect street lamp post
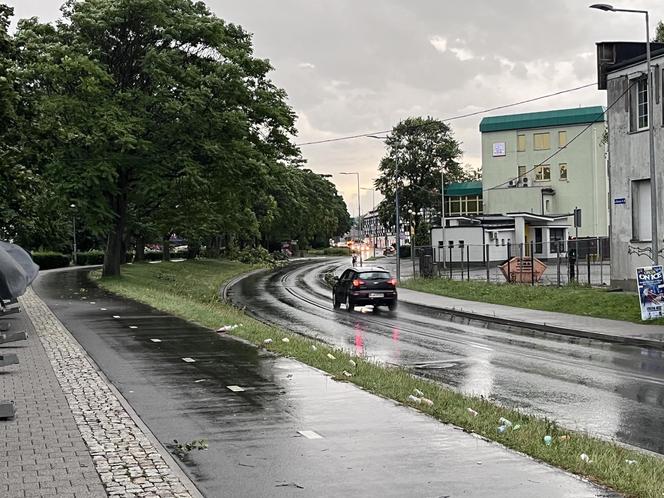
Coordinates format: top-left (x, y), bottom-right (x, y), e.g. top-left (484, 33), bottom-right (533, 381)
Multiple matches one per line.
top-left (361, 187), bottom-right (377, 257)
top-left (440, 168), bottom-right (447, 269)
top-left (340, 171), bottom-right (362, 266)
top-left (591, 3), bottom-right (658, 264)
top-left (70, 203), bottom-right (77, 265)
top-left (368, 135), bottom-right (401, 282)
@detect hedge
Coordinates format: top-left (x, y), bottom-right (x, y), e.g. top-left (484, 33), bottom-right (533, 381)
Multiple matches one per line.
top-left (76, 250), bottom-right (105, 265)
top-left (32, 252), bottom-right (70, 270)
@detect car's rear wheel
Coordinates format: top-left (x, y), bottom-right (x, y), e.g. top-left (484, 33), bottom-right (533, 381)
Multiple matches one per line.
top-left (346, 294), bottom-right (354, 312)
top-left (387, 300), bottom-right (397, 311)
top-left (333, 292), bottom-right (340, 309)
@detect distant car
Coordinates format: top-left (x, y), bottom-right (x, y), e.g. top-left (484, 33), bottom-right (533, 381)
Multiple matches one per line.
top-left (332, 267), bottom-right (397, 311)
top-left (383, 247), bottom-right (396, 256)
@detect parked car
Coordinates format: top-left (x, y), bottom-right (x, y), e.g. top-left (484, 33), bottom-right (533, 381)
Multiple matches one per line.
top-left (332, 267), bottom-right (397, 311)
top-left (383, 246), bottom-right (396, 256)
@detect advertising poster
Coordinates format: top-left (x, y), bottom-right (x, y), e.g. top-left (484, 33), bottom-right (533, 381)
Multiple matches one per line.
top-left (636, 265), bottom-right (664, 321)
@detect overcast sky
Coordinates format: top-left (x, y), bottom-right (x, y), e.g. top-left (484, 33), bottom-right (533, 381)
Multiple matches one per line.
top-left (7, 0), bottom-right (664, 216)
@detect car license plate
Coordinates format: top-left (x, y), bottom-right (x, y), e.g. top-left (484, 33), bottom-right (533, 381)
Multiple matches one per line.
top-left (369, 293), bottom-right (383, 298)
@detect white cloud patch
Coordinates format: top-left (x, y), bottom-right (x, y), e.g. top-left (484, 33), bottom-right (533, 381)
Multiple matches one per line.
top-left (429, 35), bottom-right (447, 53)
top-left (450, 47), bottom-right (475, 61)
top-left (298, 62), bottom-right (316, 69)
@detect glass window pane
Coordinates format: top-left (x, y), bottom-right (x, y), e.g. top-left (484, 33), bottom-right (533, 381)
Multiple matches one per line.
top-left (517, 134), bottom-right (526, 152)
top-left (534, 133), bottom-right (550, 150)
top-left (559, 163), bottom-right (568, 180)
top-left (558, 131), bottom-right (567, 147)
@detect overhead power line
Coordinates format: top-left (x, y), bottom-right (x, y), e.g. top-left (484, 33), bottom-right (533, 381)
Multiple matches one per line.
top-left (295, 82), bottom-right (597, 147)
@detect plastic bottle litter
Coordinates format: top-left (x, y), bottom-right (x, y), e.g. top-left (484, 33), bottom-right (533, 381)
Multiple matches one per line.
top-left (559, 435), bottom-right (571, 441)
top-left (414, 389), bottom-right (424, 397)
top-left (420, 397), bottom-right (434, 407)
top-left (311, 345), bottom-right (317, 351)
top-left (342, 370), bottom-right (353, 377)
top-left (498, 417), bottom-right (513, 427)
top-left (467, 408), bottom-right (479, 417)
top-left (580, 453), bottom-right (592, 463)
top-left (327, 353), bottom-right (336, 360)
top-left (281, 337), bottom-right (290, 343)
top-left (512, 424), bottom-right (521, 431)
top-left (543, 435), bottom-right (553, 446)
top-left (263, 338), bottom-right (273, 344)
top-left (349, 360), bottom-right (356, 367)
top-left (625, 459), bottom-right (637, 465)
top-left (407, 395), bottom-right (422, 404)
top-left (497, 425), bottom-right (507, 434)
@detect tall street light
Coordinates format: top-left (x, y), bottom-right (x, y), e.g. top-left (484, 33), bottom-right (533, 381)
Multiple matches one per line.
top-left (70, 203), bottom-right (77, 265)
top-left (361, 187), bottom-right (377, 257)
top-left (340, 171), bottom-right (362, 265)
top-left (368, 135), bottom-right (401, 282)
top-left (590, 3), bottom-right (658, 264)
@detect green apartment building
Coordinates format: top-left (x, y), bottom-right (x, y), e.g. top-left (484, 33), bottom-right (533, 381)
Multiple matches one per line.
top-left (479, 107), bottom-right (608, 238)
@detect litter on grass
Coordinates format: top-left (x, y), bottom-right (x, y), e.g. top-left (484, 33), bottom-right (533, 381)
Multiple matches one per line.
top-left (498, 417), bottom-right (513, 427)
top-left (543, 435), bottom-right (553, 446)
top-left (414, 389), bottom-right (424, 397)
top-left (326, 353), bottom-right (336, 360)
top-left (467, 408), bottom-right (479, 417)
top-left (263, 338), bottom-right (273, 344)
top-left (349, 360), bottom-right (356, 367)
top-left (580, 453), bottom-right (592, 463)
top-left (217, 324), bottom-right (242, 333)
top-left (282, 337), bottom-right (290, 343)
top-left (342, 371), bottom-right (352, 377)
top-left (420, 397), bottom-right (434, 407)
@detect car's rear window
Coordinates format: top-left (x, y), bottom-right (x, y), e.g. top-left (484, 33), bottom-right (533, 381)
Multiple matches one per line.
top-left (359, 271), bottom-right (390, 280)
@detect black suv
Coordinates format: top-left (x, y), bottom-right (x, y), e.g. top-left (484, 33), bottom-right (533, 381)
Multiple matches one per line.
top-left (332, 267), bottom-right (397, 311)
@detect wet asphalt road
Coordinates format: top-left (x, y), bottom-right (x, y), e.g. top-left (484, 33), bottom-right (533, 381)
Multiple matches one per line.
top-left (32, 268), bottom-right (618, 498)
top-left (229, 258), bottom-right (664, 455)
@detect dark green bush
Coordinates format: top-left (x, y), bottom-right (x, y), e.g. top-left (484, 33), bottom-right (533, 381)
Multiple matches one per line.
top-left (75, 250), bottom-right (105, 265)
top-left (399, 245), bottom-right (411, 258)
top-left (32, 252), bottom-right (70, 270)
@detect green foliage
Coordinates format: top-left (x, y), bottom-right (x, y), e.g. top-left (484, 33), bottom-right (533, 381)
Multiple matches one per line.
top-left (655, 20), bottom-right (664, 43)
top-left (75, 250), bottom-right (105, 265)
top-left (402, 278), bottom-right (664, 325)
top-left (375, 117), bottom-right (470, 235)
top-left (307, 247), bottom-right (351, 256)
top-left (32, 251), bottom-right (70, 270)
top-left (169, 439), bottom-right (208, 460)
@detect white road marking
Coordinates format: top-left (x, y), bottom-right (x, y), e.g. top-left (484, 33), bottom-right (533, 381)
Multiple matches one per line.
top-left (182, 357), bottom-right (196, 363)
top-left (227, 385), bottom-right (245, 392)
top-left (129, 326), bottom-right (138, 329)
top-left (112, 315), bottom-right (121, 319)
top-left (150, 339), bottom-right (162, 343)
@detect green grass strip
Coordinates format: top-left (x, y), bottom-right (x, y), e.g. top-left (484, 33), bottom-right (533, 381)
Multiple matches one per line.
top-left (95, 259), bottom-right (664, 497)
top-left (402, 277), bottom-right (664, 326)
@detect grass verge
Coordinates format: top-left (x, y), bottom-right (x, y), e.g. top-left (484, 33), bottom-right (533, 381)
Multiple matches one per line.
top-left (95, 259), bottom-right (664, 497)
top-left (402, 277), bottom-right (664, 326)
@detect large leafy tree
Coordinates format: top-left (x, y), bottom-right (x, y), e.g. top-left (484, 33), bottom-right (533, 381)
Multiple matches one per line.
top-left (655, 21), bottom-right (664, 43)
top-left (374, 117), bottom-right (467, 233)
top-left (13, 0), bottom-right (300, 275)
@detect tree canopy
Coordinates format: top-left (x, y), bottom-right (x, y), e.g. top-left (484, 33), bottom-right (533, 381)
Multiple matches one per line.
top-left (374, 116), bottom-right (470, 233)
top-left (1, 0), bottom-right (350, 273)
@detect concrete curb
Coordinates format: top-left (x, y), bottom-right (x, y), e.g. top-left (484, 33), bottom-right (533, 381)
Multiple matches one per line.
top-left (398, 296), bottom-right (664, 351)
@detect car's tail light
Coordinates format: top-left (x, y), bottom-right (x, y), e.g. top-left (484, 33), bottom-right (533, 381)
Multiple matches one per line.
top-left (352, 279), bottom-right (365, 287)
top-left (387, 278), bottom-right (397, 286)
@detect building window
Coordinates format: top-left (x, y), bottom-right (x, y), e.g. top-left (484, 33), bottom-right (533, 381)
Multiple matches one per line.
top-left (559, 163), bottom-right (568, 180)
top-left (545, 199), bottom-right (550, 212)
top-left (550, 228), bottom-right (566, 253)
top-left (632, 179), bottom-right (651, 241)
top-left (558, 131), bottom-right (567, 148)
top-left (495, 237), bottom-right (499, 246)
top-left (517, 134), bottom-right (526, 152)
top-left (535, 164), bottom-right (551, 181)
top-left (518, 165), bottom-right (526, 179)
top-left (533, 132), bottom-right (550, 150)
top-left (630, 77), bottom-right (648, 132)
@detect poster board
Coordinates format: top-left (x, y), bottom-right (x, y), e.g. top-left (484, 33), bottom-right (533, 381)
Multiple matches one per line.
top-left (636, 265), bottom-right (664, 320)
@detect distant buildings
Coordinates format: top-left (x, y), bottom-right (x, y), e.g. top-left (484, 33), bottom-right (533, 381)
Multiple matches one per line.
top-left (480, 107), bottom-right (608, 238)
top-left (597, 41), bottom-right (664, 288)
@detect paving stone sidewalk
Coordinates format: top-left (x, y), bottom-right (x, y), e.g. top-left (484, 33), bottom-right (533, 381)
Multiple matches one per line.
top-left (0, 288), bottom-right (200, 498)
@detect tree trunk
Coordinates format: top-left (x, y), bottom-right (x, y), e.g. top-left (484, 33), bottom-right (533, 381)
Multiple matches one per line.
top-left (135, 236), bottom-right (145, 262)
top-left (162, 235), bottom-right (171, 261)
top-left (102, 174), bottom-right (128, 277)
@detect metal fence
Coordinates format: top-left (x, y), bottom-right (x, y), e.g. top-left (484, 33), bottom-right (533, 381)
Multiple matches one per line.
top-left (409, 237), bottom-right (610, 287)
